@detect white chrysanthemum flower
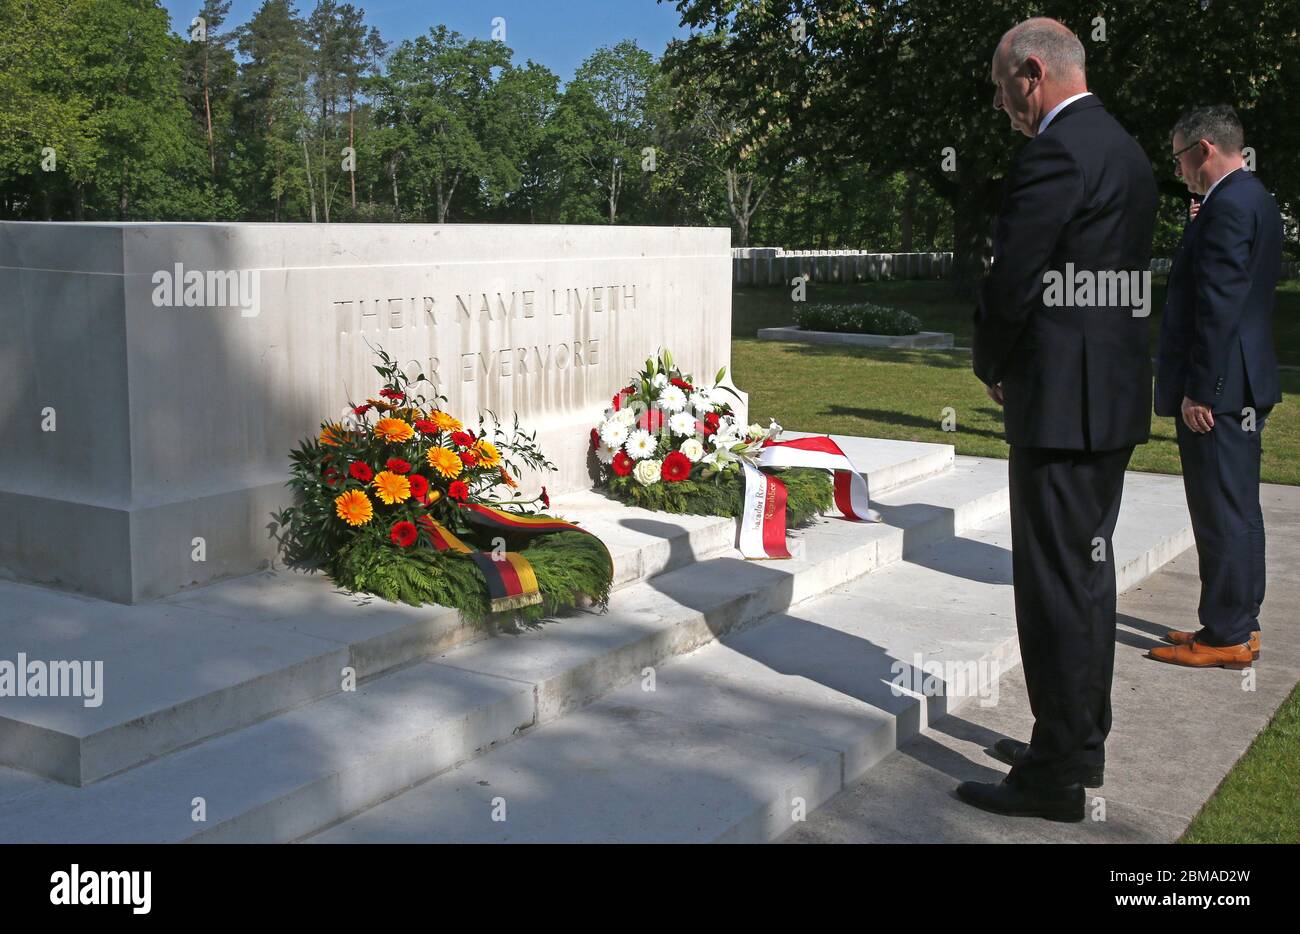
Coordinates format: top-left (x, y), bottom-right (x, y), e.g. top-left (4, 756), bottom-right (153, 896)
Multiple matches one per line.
top-left (680, 438), bottom-right (705, 462)
top-left (625, 429), bottom-right (656, 459)
top-left (633, 458), bottom-right (662, 486)
top-left (669, 411), bottom-right (697, 437)
top-left (595, 442), bottom-right (617, 465)
top-left (599, 419), bottom-right (629, 449)
top-left (659, 385), bottom-right (687, 412)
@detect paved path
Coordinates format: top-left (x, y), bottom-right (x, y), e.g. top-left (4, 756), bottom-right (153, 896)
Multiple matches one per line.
top-left (782, 482), bottom-right (1300, 843)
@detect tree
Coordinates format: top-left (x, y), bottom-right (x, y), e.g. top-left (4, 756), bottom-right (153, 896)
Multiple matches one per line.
top-left (370, 26), bottom-right (520, 222)
top-left (563, 40), bottom-right (659, 224)
top-left (666, 0), bottom-right (1300, 293)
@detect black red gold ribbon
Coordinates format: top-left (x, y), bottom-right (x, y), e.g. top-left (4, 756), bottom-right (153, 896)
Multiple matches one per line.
top-left (416, 505), bottom-right (612, 613)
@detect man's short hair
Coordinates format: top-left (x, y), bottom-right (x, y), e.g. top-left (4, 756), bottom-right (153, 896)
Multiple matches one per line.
top-left (1004, 18), bottom-right (1086, 80)
top-left (1172, 104), bottom-right (1245, 154)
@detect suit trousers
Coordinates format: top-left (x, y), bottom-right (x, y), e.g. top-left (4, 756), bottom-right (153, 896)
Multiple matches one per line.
top-left (1175, 406), bottom-right (1270, 647)
top-left (1006, 444), bottom-right (1134, 787)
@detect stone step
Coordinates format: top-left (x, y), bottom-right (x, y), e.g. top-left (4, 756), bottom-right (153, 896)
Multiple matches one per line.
top-left (301, 467), bottom-right (1193, 843)
top-left (0, 451), bottom-right (1005, 842)
top-left (0, 435), bottom-right (950, 787)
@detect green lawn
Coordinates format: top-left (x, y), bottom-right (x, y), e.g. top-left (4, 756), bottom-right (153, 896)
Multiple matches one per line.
top-left (732, 340), bottom-right (1300, 486)
top-left (1180, 680), bottom-right (1300, 843)
top-left (735, 279), bottom-right (1300, 366)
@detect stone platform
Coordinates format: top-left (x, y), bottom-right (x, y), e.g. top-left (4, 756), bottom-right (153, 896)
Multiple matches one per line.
top-left (0, 434), bottom-right (1197, 843)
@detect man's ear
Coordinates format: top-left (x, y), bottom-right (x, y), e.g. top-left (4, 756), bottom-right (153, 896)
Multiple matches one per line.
top-left (1023, 55), bottom-right (1044, 82)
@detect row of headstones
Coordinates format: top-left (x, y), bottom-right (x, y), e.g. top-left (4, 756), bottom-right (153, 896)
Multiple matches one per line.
top-left (735, 249), bottom-right (1300, 285)
top-left (732, 248), bottom-right (953, 285)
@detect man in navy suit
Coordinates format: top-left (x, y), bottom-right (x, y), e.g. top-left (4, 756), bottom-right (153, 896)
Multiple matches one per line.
top-left (1149, 105), bottom-right (1282, 670)
top-left (959, 17), bottom-right (1157, 822)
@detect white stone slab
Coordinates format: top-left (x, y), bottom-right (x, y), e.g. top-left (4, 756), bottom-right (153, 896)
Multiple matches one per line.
top-left (757, 325), bottom-right (955, 349)
top-left (0, 222), bottom-right (732, 601)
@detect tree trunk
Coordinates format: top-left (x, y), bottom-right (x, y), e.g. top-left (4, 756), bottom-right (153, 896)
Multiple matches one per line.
top-left (390, 155), bottom-right (400, 214)
top-left (348, 89), bottom-right (357, 209)
top-left (948, 176), bottom-right (1000, 299)
top-left (302, 135), bottom-right (317, 223)
top-left (900, 169), bottom-right (917, 253)
top-left (203, 47), bottom-right (215, 175)
top-left (118, 160), bottom-right (129, 220)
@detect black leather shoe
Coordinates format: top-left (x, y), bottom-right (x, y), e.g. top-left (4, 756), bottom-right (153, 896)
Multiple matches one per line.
top-left (988, 738), bottom-right (1104, 788)
top-left (955, 776), bottom-right (1085, 822)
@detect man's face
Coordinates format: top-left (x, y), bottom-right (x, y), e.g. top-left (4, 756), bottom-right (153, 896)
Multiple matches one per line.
top-left (991, 46), bottom-right (1037, 138)
top-left (1171, 132), bottom-right (1206, 196)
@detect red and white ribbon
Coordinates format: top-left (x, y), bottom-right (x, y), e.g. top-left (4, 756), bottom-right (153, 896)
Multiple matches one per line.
top-left (737, 435), bottom-right (882, 559)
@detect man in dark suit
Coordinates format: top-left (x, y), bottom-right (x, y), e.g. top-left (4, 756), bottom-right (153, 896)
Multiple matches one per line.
top-left (1148, 105), bottom-right (1281, 670)
top-left (958, 17), bottom-right (1157, 822)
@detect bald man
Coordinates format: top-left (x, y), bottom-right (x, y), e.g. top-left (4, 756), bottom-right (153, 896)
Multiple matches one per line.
top-left (962, 18), bottom-right (1157, 821)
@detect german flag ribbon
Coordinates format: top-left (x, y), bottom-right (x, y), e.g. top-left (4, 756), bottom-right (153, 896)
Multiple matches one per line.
top-left (415, 506), bottom-right (612, 614)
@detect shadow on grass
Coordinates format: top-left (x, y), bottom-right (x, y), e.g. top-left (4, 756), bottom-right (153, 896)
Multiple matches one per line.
top-left (822, 404), bottom-right (1007, 441)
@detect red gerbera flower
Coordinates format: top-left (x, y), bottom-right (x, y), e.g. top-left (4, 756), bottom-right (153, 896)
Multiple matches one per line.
top-left (413, 419), bottom-right (438, 434)
top-left (348, 461), bottom-right (374, 482)
top-left (379, 388), bottom-right (405, 401)
top-left (323, 468), bottom-right (341, 486)
top-left (451, 430), bottom-right (474, 448)
top-left (540, 485), bottom-right (550, 508)
top-left (459, 451), bottom-right (478, 466)
top-left (407, 474), bottom-right (430, 502)
top-left (386, 457), bottom-right (412, 474)
top-left (662, 450), bottom-right (691, 483)
top-left (447, 480), bottom-right (469, 501)
top-left (670, 377), bottom-right (693, 392)
top-left (702, 412), bottom-right (720, 436)
top-left (353, 404), bottom-right (372, 416)
top-left (612, 450), bottom-right (634, 477)
top-left (390, 520), bottom-right (418, 548)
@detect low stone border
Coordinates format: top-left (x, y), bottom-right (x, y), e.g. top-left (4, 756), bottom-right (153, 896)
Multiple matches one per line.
top-left (757, 325), bottom-right (955, 349)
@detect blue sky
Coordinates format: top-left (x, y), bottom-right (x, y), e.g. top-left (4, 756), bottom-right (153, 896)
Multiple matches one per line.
top-left (160, 0), bottom-right (694, 81)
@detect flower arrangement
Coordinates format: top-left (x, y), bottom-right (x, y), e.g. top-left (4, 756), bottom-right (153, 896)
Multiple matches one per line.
top-left (589, 348), bottom-right (832, 525)
top-left (274, 346), bottom-right (613, 623)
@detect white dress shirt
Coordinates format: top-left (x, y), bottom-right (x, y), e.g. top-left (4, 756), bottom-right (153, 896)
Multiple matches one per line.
top-left (1202, 166), bottom-right (1243, 205)
top-left (1037, 91), bottom-right (1093, 135)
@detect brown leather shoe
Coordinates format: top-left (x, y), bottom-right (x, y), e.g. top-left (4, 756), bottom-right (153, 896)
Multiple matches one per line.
top-left (1147, 641), bottom-right (1253, 669)
top-left (1165, 628), bottom-right (1260, 660)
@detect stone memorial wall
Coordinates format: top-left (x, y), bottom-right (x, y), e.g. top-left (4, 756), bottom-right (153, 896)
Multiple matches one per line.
top-left (0, 222), bottom-right (734, 602)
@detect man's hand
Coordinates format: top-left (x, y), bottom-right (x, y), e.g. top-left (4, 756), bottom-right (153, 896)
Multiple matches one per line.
top-left (986, 382), bottom-right (1004, 406)
top-left (1181, 395), bottom-right (1214, 433)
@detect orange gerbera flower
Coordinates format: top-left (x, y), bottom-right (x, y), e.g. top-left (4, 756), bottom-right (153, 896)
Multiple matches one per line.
top-left (498, 466), bottom-right (517, 488)
top-left (425, 446), bottom-right (463, 479)
top-left (472, 438), bottom-right (502, 467)
top-left (371, 470), bottom-right (412, 505)
top-left (319, 423), bottom-right (346, 446)
top-left (430, 410), bottom-right (463, 431)
top-left (334, 490), bottom-right (373, 526)
top-left (374, 417), bottom-right (415, 443)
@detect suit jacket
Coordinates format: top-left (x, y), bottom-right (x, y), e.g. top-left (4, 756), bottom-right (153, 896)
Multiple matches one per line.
top-left (1154, 168), bottom-right (1282, 416)
top-left (973, 95), bottom-right (1158, 451)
